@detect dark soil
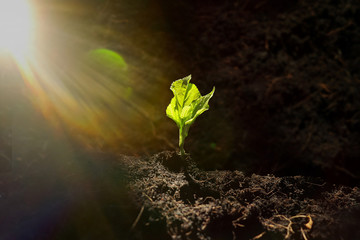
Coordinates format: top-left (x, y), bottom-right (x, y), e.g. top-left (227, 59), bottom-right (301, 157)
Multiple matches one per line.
top-left (125, 151), bottom-right (360, 240)
top-left (1, 0), bottom-right (360, 239)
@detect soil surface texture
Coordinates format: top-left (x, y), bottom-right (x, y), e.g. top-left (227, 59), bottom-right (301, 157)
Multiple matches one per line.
top-left (124, 151), bottom-right (360, 240)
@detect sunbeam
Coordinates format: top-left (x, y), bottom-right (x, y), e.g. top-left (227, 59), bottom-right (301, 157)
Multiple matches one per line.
top-left (2, 0), bottom-right (179, 153)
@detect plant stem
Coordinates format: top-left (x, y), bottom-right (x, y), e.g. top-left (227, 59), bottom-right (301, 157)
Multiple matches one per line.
top-left (179, 127), bottom-right (185, 159)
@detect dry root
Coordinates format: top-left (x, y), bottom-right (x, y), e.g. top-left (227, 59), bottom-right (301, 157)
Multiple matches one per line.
top-left (262, 214), bottom-right (313, 239)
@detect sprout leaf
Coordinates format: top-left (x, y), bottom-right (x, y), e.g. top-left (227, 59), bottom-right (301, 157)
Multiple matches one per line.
top-left (166, 75), bottom-right (215, 157)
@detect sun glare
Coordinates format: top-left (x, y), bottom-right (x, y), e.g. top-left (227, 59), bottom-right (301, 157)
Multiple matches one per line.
top-left (0, 0), bottom-right (34, 59)
top-left (0, 0), bottom-right (165, 151)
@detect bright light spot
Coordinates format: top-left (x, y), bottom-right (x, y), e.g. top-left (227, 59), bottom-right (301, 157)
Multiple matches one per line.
top-left (0, 0), bottom-right (34, 59)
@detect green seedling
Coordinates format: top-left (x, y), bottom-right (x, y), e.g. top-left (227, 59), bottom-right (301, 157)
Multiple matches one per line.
top-left (166, 75), bottom-right (215, 158)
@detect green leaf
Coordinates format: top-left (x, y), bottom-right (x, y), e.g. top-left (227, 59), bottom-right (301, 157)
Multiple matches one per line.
top-left (166, 75), bottom-right (215, 156)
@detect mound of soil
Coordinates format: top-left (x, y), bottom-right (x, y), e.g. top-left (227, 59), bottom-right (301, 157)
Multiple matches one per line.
top-left (124, 151), bottom-right (360, 240)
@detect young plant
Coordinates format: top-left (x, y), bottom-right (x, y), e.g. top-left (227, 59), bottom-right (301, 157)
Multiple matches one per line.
top-left (166, 75), bottom-right (215, 158)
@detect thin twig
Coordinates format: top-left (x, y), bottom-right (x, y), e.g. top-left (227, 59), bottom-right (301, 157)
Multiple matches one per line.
top-left (130, 205), bottom-right (145, 231)
top-left (300, 227), bottom-right (309, 240)
top-left (252, 231), bottom-right (266, 240)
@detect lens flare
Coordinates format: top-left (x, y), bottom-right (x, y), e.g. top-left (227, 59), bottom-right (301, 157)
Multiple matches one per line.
top-left (4, 1), bottom-right (178, 152)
